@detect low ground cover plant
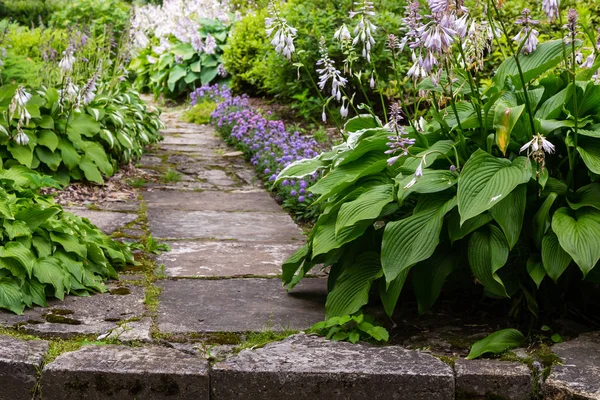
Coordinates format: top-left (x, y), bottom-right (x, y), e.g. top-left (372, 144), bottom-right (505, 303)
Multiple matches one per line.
top-left (190, 84), bottom-right (323, 219)
top-left (0, 165), bottom-right (133, 314)
top-left (274, 0), bottom-right (600, 353)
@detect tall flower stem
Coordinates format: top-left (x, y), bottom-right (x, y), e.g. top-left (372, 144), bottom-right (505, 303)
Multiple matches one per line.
top-left (390, 50), bottom-right (418, 134)
top-left (455, 38), bottom-right (485, 140)
top-left (443, 60), bottom-right (466, 150)
top-left (490, 0), bottom-right (537, 138)
top-left (301, 64), bottom-right (344, 136)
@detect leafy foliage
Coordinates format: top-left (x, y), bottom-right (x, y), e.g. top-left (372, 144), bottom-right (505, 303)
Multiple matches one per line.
top-left (466, 329), bottom-right (525, 359)
top-left (0, 85), bottom-right (163, 185)
top-left (50, 0), bottom-right (131, 37)
top-left (310, 312), bottom-right (389, 344)
top-left (0, 166), bottom-right (133, 314)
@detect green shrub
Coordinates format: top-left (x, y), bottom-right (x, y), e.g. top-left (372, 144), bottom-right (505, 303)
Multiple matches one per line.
top-left (0, 0), bottom-right (63, 26)
top-left (222, 8), bottom-right (271, 94)
top-left (0, 165), bottom-right (133, 314)
top-left (50, 0), bottom-right (130, 37)
top-left (184, 102), bottom-right (218, 124)
top-left (0, 85), bottom-right (164, 185)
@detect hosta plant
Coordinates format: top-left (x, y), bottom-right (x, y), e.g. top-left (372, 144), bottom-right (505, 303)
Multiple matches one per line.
top-left (277, 0), bottom-right (600, 336)
top-left (0, 165), bottom-right (134, 314)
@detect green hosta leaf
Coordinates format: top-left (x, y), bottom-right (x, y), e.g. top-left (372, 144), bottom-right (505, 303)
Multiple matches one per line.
top-left (336, 184), bottom-right (393, 234)
top-left (576, 137), bottom-right (600, 174)
top-left (381, 195), bottom-right (457, 283)
top-left (0, 279), bottom-right (25, 314)
top-left (67, 113), bottom-right (100, 137)
top-left (542, 231), bottom-right (572, 282)
top-left (568, 184), bottom-right (600, 211)
top-left (400, 140), bottom-right (455, 174)
top-left (54, 251), bottom-right (85, 283)
top-left (37, 130), bottom-right (59, 151)
top-left (458, 150), bottom-right (531, 225)
top-left (412, 245), bottom-right (456, 315)
top-left (312, 217), bottom-right (371, 258)
top-left (22, 279), bottom-right (47, 308)
top-left (3, 220), bottom-right (31, 240)
top-left (83, 142), bottom-right (113, 176)
top-left (200, 66), bottom-right (218, 85)
top-left (494, 40), bottom-right (574, 89)
top-left (448, 211), bottom-right (493, 243)
top-left (533, 192), bottom-right (558, 249)
top-left (0, 188), bottom-right (14, 219)
top-left (494, 103), bottom-right (525, 155)
top-left (526, 254), bottom-right (546, 288)
top-left (466, 329), bottom-right (525, 359)
top-left (325, 252), bottom-right (382, 318)
top-left (32, 235), bottom-right (52, 258)
top-left (116, 131), bottom-right (134, 149)
top-left (59, 138), bottom-right (81, 170)
top-left (0, 242), bottom-right (35, 278)
top-left (552, 207), bottom-right (600, 277)
top-left (309, 152), bottom-right (387, 201)
top-left (33, 258), bottom-right (67, 300)
top-left (8, 141), bottom-right (34, 168)
top-left (396, 170), bottom-right (457, 202)
top-left (489, 185), bottom-right (526, 250)
top-left (282, 244), bottom-right (309, 286)
top-left (35, 147), bottom-right (62, 171)
top-left (379, 270), bottom-right (409, 317)
top-left (50, 232), bottom-right (87, 258)
top-left (343, 114), bottom-right (381, 133)
top-left (15, 205), bottom-right (60, 230)
top-left (276, 158), bottom-right (327, 182)
top-left (468, 224), bottom-right (509, 298)
top-left (79, 156), bottom-right (104, 184)
top-left (168, 65), bottom-right (187, 92)
top-left (535, 84), bottom-right (573, 120)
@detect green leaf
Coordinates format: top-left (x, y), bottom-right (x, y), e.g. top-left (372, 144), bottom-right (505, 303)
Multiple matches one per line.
top-left (468, 224), bottom-right (509, 298)
top-left (379, 271), bottom-right (409, 317)
top-left (412, 245), bottom-right (456, 314)
top-left (494, 103), bottom-right (525, 155)
top-left (577, 137), bottom-right (600, 174)
top-left (541, 231), bottom-right (572, 282)
top-left (0, 242), bottom-right (35, 278)
top-left (67, 113), bottom-right (100, 137)
top-left (37, 130), bottom-right (59, 151)
top-left (8, 141), bottom-right (33, 168)
top-left (526, 254), bottom-right (546, 288)
top-left (448, 211), bottom-right (493, 243)
top-left (336, 184), bottom-right (393, 234)
top-left (35, 147), bottom-right (62, 171)
top-left (282, 244), bottom-right (309, 286)
top-left (59, 139), bottom-right (81, 170)
top-left (535, 85), bottom-right (573, 120)
top-left (400, 140), bottom-right (455, 173)
top-left (200, 66), bottom-right (218, 85)
top-left (552, 207), bottom-right (600, 277)
top-left (3, 220), bottom-right (31, 240)
top-left (494, 40), bottom-right (574, 89)
top-left (381, 195), bottom-right (456, 283)
top-left (33, 258), bottom-right (67, 300)
top-left (276, 158), bottom-right (326, 182)
top-left (489, 185), bottom-right (526, 249)
top-left (22, 279), bottom-right (47, 308)
top-left (168, 65), bottom-right (187, 92)
top-left (343, 114), bottom-right (381, 133)
top-left (83, 142), bottom-right (113, 176)
top-left (458, 150), bottom-right (531, 225)
top-left (0, 279), bottom-right (25, 314)
top-left (15, 205), bottom-right (60, 230)
top-left (50, 232), bottom-right (87, 258)
top-left (466, 329), bottom-right (525, 359)
top-left (568, 184), bottom-right (600, 211)
top-left (325, 252), bottom-right (382, 318)
top-left (533, 192), bottom-right (558, 249)
top-left (79, 156), bottom-right (104, 184)
top-left (396, 170), bottom-right (457, 202)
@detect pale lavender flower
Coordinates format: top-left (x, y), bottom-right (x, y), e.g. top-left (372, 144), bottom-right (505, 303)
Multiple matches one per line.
top-left (428, 0), bottom-right (449, 14)
top-left (350, 0), bottom-right (377, 62)
top-left (58, 49), bottom-right (76, 73)
top-left (334, 24), bottom-right (352, 43)
top-left (565, 8), bottom-right (578, 37)
top-left (203, 33), bottom-right (217, 55)
top-left (542, 0), bottom-right (560, 22)
top-left (582, 53), bottom-right (596, 68)
top-left (218, 64), bottom-right (228, 77)
top-left (14, 131), bottom-right (29, 146)
top-left (265, 1), bottom-right (297, 60)
top-left (513, 9), bottom-right (540, 54)
top-left (316, 38), bottom-right (348, 102)
top-left (385, 103), bottom-right (416, 165)
top-left (400, 1), bottom-right (423, 51)
top-left (370, 72), bottom-right (376, 89)
top-left (340, 99), bottom-right (349, 118)
top-left (191, 33), bottom-right (204, 52)
top-left (420, 14), bottom-right (457, 54)
top-left (520, 133), bottom-right (555, 154)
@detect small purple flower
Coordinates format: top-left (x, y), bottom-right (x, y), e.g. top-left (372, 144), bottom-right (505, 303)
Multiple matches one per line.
top-left (291, 190), bottom-right (297, 196)
top-left (298, 196), bottom-right (305, 202)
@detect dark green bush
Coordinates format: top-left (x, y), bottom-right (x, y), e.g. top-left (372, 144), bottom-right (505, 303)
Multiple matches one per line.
top-left (50, 0), bottom-right (131, 37)
top-left (0, 0), bottom-right (63, 26)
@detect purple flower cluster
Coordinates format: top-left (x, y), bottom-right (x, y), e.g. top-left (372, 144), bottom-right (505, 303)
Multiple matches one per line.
top-left (191, 85), bottom-right (322, 205)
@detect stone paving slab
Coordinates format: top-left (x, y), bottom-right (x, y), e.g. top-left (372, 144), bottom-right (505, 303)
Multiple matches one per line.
top-left (41, 345), bottom-right (210, 400)
top-left (0, 335), bottom-right (49, 400)
top-left (544, 331), bottom-right (600, 399)
top-left (454, 358), bottom-right (533, 400)
top-left (161, 133), bottom-right (223, 146)
top-left (144, 190), bottom-right (282, 212)
top-left (157, 278), bottom-right (326, 333)
top-left (0, 284), bottom-right (145, 338)
top-left (158, 144), bottom-right (227, 154)
top-left (212, 333), bottom-right (455, 400)
top-left (156, 241), bottom-right (301, 277)
top-left (65, 207), bottom-right (138, 234)
top-left (147, 210), bottom-right (305, 242)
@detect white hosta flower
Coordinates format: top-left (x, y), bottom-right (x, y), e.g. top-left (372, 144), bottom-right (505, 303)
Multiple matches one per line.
top-left (340, 99), bottom-right (349, 118)
top-left (582, 53), bottom-right (595, 69)
top-left (58, 50), bottom-right (76, 73)
top-left (334, 24), bottom-right (352, 42)
top-left (15, 131), bottom-right (29, 146)
top-left (350, 1), bottom-right (377, 62)
top-left (542, 0), bottom-right (560, 22)
top-left (15, 86), bottom-right (32, 107)
top-left (370, 72), bottom-right (376, 89)
top-left (520, 134), bottom-right (555, 154)
top-left (265, 2), bottom-right (297, 60)
top-left (316, 38), bottom-right (348, 102)
top-left (203, 33), bottom-right (217, 55)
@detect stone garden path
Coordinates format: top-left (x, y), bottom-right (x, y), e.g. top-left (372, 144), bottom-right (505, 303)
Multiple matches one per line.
top-left (0, 108), bottom-right (599, 399)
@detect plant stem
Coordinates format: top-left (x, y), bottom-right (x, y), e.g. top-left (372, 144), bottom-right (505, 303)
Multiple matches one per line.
top-left (456, 38), bottom-right (485, 139)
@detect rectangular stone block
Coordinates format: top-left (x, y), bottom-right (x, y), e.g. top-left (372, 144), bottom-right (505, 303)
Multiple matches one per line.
top-left (212, 334), bottom-right (455, 400)
top-left (0, 335), bottom-right (48, 400)
top-left (41, 345), bottom-right (209, 400)
top-left (454, 358), bottom-right (533, 400)
top-left (144, 190), bottom-right (281, 212)
top-left (157, 278), bottom-right (326, 333)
